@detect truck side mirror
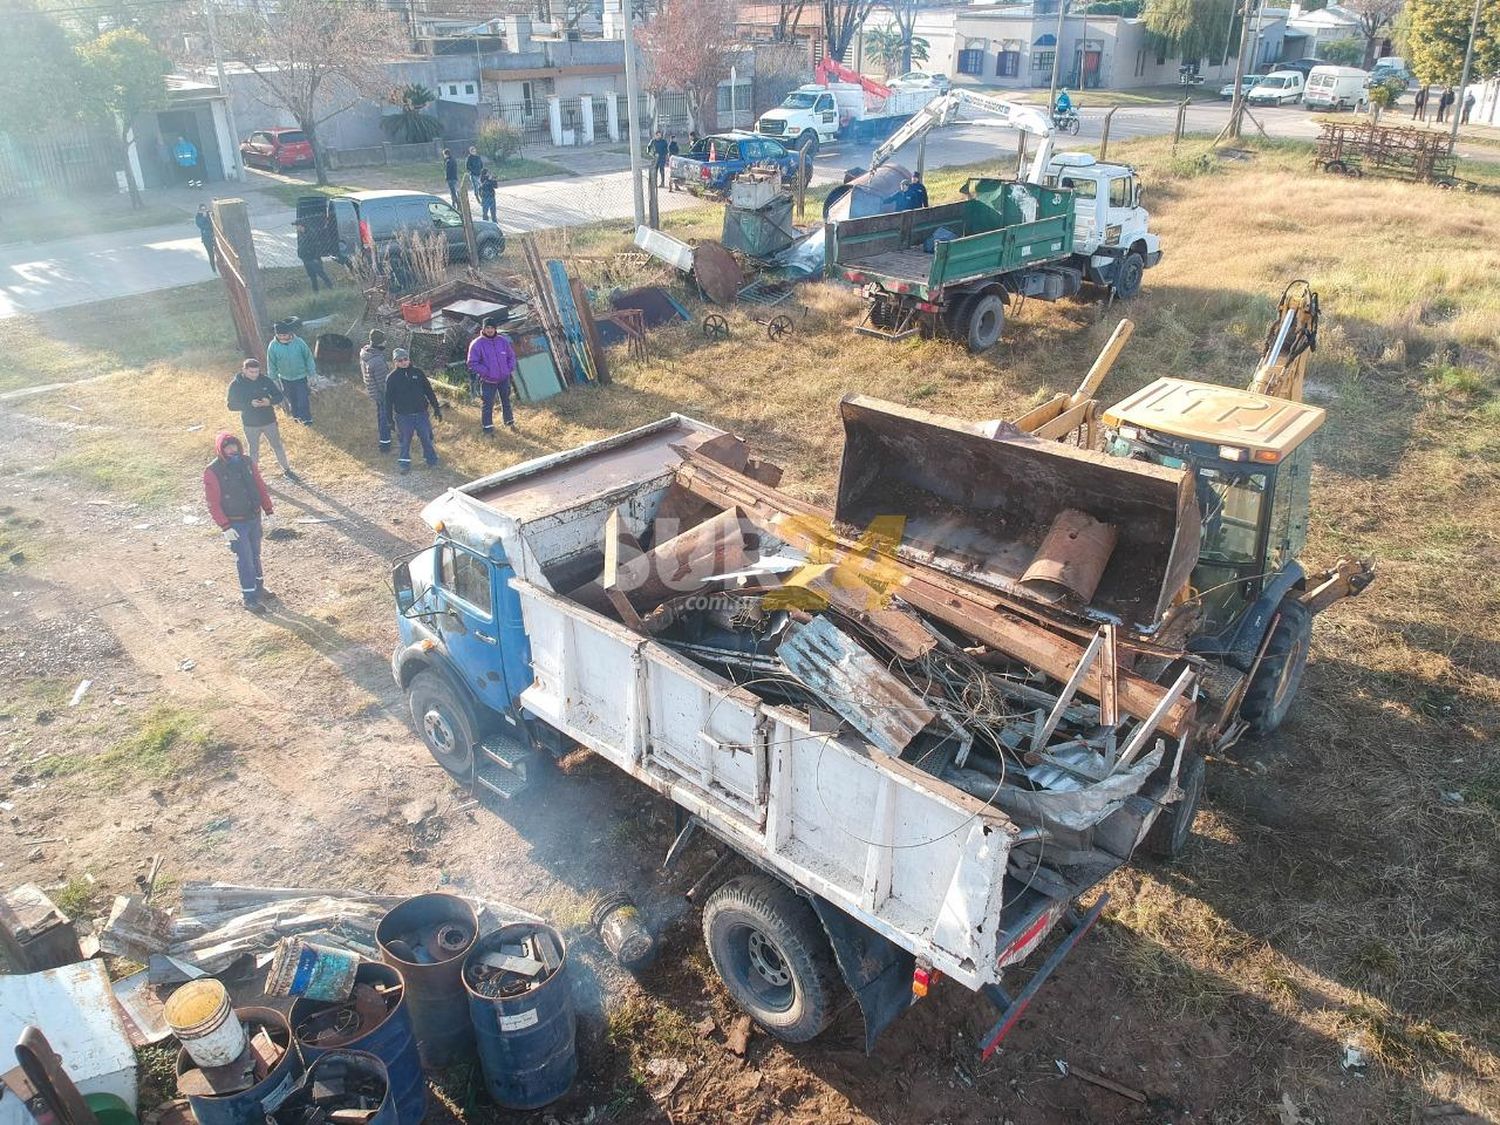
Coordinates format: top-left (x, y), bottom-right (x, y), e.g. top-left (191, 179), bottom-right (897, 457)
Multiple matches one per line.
top-left (393, 561), bottom-right (417, 614)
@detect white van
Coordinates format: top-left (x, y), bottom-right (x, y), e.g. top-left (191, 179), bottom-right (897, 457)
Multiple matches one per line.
top-left (1305, 66), bottom-right (1369, 111)
top-left (1247, 70), bottom-right (1306, 106)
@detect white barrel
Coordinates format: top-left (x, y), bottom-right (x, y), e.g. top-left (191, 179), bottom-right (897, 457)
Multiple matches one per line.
top-left (164, 979), bottom-right (248, 1068)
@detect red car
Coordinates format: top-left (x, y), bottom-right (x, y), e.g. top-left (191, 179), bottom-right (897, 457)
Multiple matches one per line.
top-left (240, 128), bottom-right (314, 172)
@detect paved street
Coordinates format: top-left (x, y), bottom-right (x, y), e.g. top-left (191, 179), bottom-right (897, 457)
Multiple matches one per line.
top-left (0, 100), bottom-right (1488, 318)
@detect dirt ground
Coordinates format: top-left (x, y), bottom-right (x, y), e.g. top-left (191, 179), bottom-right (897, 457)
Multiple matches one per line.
top-left (2, 139), bottom-right (1498, 1125)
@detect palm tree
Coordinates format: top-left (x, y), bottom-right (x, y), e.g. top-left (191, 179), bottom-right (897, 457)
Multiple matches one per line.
top-left (864, 24), bottom-right (928, 76)
top-left (382, 84), bottom-right (443, 145)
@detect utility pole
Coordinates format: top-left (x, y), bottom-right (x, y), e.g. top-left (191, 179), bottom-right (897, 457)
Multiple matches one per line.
top-left (1046, 0), bottom-right (1067, 110)
top-left (1449, 0), bottom-right (1483, 153)
top-left (1225, 0), bottom-right (1255, 139)
top-left (206, 0), bottom-right (243, 181)
top-left (619, 0), bottom-right (645, 225)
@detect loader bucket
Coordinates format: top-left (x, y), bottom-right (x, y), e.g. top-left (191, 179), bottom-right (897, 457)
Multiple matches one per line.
top-left (834, 395), bottom-right (1200, 630)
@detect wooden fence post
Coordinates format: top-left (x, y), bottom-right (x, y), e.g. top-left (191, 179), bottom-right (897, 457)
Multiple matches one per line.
top-left (211, 198), bottom-right (269, 359)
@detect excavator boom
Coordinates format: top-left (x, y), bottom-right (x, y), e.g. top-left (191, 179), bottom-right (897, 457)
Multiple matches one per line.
top-left (866, 89), bottom-right (1057, 184)
top-left (1247, 280), bottom-right (1319, 402)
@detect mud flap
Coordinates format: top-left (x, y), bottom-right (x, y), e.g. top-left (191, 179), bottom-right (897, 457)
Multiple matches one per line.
top-left (808, 896), bottom-right (916, 1053)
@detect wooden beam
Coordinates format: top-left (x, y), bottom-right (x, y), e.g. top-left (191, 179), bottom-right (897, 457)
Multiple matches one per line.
top-left (1072, 317), bottom-right (1135, 405)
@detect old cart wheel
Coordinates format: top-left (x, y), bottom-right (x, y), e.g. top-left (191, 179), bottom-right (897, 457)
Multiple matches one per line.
top-left (766, 314), bottom-right (794, 342)
top-left (703, 875), bottom-right (839, 1043)
top-left (1115, 252), bottom-right (1145, 299)
top-left (407, 670), bottom-right (479, 780)
top-left (1142, 752), bottom-right (1205, 860)
top-left (1323, 160), bottom-right (1346, 175)
top-left (702, 314), bottom-right (731, 340)
top-left (1241, 600), bottom-right (1313, 734)
top-left (964, 291), bottom-right (1006, 352)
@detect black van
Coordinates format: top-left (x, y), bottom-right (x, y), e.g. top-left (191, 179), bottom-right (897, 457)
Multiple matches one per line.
top-left (297, 190), bottom-right (505, 267)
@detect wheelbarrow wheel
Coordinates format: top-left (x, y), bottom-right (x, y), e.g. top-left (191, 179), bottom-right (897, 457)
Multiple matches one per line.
top-left (766, 315), bottom-right (794, 342)
top-left (703, 314), bottom-right (731, 340)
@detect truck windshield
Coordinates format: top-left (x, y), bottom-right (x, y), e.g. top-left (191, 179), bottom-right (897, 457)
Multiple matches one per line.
top-left (782, 92), bottom-right (818, 109)
top-left (1197, 469), bottom-right (1267, 564)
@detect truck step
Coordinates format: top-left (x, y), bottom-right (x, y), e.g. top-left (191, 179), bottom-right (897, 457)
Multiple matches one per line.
top-left (474, 760), bottom-right (529, 801)
top-left (479, 734), bottom-right (532, 780)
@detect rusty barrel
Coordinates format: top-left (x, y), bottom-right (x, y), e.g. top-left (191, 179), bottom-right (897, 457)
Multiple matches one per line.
top-left (376, 893), bottom-right (477, 1068)
top-left (290, 961), bottom-right (427, 1125)
top-left (271, 1051), bottom-right (396, 1125)
top-left (174, 1007), bottom-right (303, 1125)
top-left (463, 923), bottom-right (577, 1110)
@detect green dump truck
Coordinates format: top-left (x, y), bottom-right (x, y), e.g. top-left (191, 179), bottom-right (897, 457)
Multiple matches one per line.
top-left (828, 177), bottom-right (1123, 352)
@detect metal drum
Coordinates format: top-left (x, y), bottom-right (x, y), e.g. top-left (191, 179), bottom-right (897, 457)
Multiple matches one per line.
top-left (272, 1051), bottom-right (396, 1125)
top-left (290, 962), bottom-right (427, 1125)
top-left (376, 893), bottom-right (477, 1068)
top-left (174, 1007), bottom-right (303, 1125)
top-left (463, 923), bottom-right (577, 1111)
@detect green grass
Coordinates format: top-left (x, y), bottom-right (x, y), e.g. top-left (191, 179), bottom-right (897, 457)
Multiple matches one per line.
top-left (260, 182), bottom-right (362, 208)
top-left (1002, 84), bottom-right (1196, 107)
top-left (52, 876), bottom-right (99, 919)
top-left (47, 438), bottom-right (188, 507)
top-left (36, 705), bottom-right (222, 784)
top-left (0, 204), bottom-right (185, 244)
top-left (490, 156), bottom-right (569, 182)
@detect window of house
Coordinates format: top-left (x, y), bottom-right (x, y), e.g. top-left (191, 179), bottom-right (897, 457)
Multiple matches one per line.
top-left (1156, 41), bottom-right (1167, 65)
top-left (1033, 50), bottom-right (1055, 72)
top-left (996, 41), bottom-right (1021, 76)
top-left (465, 83), bottom-right (475, 95)
top-left (522, 81), bottom-right (536, 118)
top-left (448, 84), bottom-right (458, 96)
top-left (438, 544), bottom-right (494, 617)
top-left (957, 48), bottom-right (984, 75)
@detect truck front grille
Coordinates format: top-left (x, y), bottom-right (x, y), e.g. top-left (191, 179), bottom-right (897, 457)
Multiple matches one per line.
top-left (758, 120), bottom-right (785, 135)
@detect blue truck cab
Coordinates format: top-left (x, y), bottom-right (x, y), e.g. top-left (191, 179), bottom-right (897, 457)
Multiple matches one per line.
top-left (669, 132), bottom-right (808, 193)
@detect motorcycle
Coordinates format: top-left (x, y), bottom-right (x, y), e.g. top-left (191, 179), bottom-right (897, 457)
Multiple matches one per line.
top-left (1052, 107), bottom-right (1081, 135)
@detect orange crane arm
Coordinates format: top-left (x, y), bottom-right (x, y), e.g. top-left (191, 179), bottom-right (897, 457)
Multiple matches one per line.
top-left (815, 57), bottom-right (892, 98)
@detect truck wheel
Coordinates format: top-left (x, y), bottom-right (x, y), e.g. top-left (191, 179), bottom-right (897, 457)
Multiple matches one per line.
top-left (407, 670), bottom-right (479, 780)
top-left (963, 292), bottom-right (1006, 352)
top-left (702, 875), bottom-right (839, 1044)
top-left (1241, 599), bottom-right (1312, 734)
top-left (797, 131), bottom-right (819, 158)
top-left (1142, 752), bottom-right (1204, 860)
top-left (1114, 252), bottom-right (1145, 299)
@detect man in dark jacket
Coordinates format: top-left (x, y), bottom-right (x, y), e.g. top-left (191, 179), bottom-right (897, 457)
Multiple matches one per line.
top-left (195, 205), bottom-right (216, 274)
top-left (477, 171), bottom-right (498, 222)
top-left (294, 219), bottom-right (334, 293)
top-left (444, 148), bottom-right (459, 208)
top-left (203, 432), bottom-right (275, 612)
top-left (226, 357), bottom-right (297, 480)
top-left (385, 348), bottom-right (443, 474)
top-left (360, 329), bottom-right (393, 453)
top-left (465, 145), bottom-right (485, 202)
top-left (650, 130), bottom-right (669, 186)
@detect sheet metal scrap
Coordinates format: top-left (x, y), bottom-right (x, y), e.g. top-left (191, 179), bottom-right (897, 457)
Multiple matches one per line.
top-left (777, 617), bottom-right (936, 755)
top-left (464, 928), bottom-right (563, 999)
top-left (294, 984), bottom-right (399, 1049)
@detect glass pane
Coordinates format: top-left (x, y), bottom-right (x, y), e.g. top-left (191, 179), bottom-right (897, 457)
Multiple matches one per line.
top-left (1109, 176), bottom-right (1131, 207)
top-left (1199, 472), bottom-right (1267, 564)
top-left (441, 545), bottom-right (493, 616)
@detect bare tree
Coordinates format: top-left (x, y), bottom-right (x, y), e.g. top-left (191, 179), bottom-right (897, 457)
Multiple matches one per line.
top-left (823, 0), bottom-right (879, 64)
top-left (638, 0), bottom-right (739, 132)
top-left (883, 0), bottom-right (919, 73)
top-left (1342, 0), bottom-right (1403, 68)
top-left (776, 0), bottom-right (809, 41)
top-left (221, 0), bottom-right (404, 186)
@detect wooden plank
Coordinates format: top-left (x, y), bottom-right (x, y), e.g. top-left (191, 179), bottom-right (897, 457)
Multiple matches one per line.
top-left (1012, 394), bottom-right (1068, 434)
top-left (1071, 317), bottom-right (1135, 404)
top-left (569, 276), bottom-right (612, 385)
top-left (1031, 399), bottom-right (1094, 441)
top-left (603, 509), bottom-right (648, 633)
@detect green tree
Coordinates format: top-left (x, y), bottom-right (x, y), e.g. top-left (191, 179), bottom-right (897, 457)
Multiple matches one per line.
top-left (382, 84), bottom-right (443, 145)
top-left (1407, 0), bottom-right (1500, 85)
top-left (0, 3), bottom-right (87, 139)
top-left (77, 29), bottom-right (169, 209)
top-left (1321, 38), bottom-right (1365, 66)
top-left (864, 23), bottom-right (928, 75)
top-left (1143, 0), bottom-right (1238, 64)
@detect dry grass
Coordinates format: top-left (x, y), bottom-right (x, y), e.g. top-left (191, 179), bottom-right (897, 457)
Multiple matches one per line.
top-left (5, 134), bottom-right (1499, 1120)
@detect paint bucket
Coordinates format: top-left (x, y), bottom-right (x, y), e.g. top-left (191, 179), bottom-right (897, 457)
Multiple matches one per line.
top-left (592, 894), bottom-right (655, 969)
top-left (164, 980), bottom-right (248, 1069)
top-left (267, 937), bottom-right (360, 1002)
top-left (174, 1008), bottom-right (303, 1125)
top-left (463, 923), bottom-right (577, 1111)
top-left (290, 962), bottom-right (427, 1125)
top-left (376, 894), bottom-right (477, 1069)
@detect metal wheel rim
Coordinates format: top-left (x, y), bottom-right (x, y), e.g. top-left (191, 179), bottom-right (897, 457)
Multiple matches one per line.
top-left (423, 707), bottom-right (457, 756)
top-left (747, 930), bottom-right (791, 989)
top-left (767, 315), bottom-right (793, 341)
top-left (974, 303), bottom-right (1001, 343)
top-left (725, 922), bottom-right (794, 1012)
top-left (703, 315), bottom-right (729, 340)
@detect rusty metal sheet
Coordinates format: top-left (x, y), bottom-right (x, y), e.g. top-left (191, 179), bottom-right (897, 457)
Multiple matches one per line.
top-left (692, 240), bottom-right (745, 307)
top-left (776, 617), bottom-right (935, 756)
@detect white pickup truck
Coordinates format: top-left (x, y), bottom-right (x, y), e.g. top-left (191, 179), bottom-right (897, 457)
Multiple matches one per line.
top-left (390, 410), bottom-right (1203, 1052)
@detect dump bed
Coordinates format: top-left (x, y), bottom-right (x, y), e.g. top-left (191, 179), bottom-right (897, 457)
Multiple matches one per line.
top-left (829, 180), bottom-right (1075, 300)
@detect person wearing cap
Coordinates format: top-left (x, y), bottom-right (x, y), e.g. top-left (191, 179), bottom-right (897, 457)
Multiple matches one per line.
top-left (266, 320), bottom-right (316, 425)
top-left (359, 329), bottom-right (393, 454)
top-left (226, 357), bottom-right (297, 481)
top-left (385, 348), bottom-right (443, 474)
top-left (466, 316), bottom-right (516, 436)
top-left (203, 432), bottom-right (275, 613)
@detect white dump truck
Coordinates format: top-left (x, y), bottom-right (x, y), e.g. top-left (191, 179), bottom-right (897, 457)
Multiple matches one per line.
top-left (754, 58), bottom-right (939, 156)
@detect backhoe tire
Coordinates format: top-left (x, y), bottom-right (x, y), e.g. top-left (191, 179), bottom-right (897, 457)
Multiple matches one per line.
top-left (963, 291), bottom-right (1007, 352)
top-left (1241, 599), bottom-right (1312, 734)
top-left (1114, 252), bottom-right (1145, 299)
top-left (407, 669), bottom-right (480, 781)
top-left (702, 875), bottom-right (839, 1044)
top-left (1142, 752), bottom-right (1205, 860)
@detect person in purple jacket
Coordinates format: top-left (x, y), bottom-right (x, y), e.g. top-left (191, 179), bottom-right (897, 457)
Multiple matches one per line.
top-left (466, 315), bottom-right (517, 435)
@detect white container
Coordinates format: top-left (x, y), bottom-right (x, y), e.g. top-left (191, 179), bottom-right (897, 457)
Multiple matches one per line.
top-left (164, 979), bottom-right (248, 1068)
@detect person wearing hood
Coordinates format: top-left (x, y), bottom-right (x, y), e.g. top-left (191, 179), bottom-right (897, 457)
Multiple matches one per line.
top-left (226, 357), bottom-right (297, 481)
top-left (466, 315), bottom-right (516, 436)
top-left (360, 328), bottom-right (393, 453)
top-left (203, 432), bottom-right (275, 613)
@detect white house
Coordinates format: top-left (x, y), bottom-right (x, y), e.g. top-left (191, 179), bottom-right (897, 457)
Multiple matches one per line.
top-left (1285, 3), bottom-right (1364, 56)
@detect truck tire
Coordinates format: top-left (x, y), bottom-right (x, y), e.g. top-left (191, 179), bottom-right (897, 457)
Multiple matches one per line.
top-left (963, 291), bottom-right (1006, 352)
top-left (702, 875), bottom-right (839, 1044)
top-left (797, 131), bottom-right (819, 158)
top-left (1142, 752), bottom-right (1205, 859)
top-left (1114, 252), bottom-right (1145, 299)
top-left (1240, 599), bottom-right (1312, 734)
top-left (407, 669), bottom-right (480, 780)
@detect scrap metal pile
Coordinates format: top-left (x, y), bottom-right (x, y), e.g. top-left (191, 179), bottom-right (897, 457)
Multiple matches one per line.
top-left (463, 925), bottom-right (564, 1000)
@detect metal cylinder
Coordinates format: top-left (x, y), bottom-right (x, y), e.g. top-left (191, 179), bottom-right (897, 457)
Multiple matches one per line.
top-left (463, 923), bottom-right (577, 1111)
top-left (267, 937), bottom-right (360, 1002)
top-left (376, 893), bottom-right (477, 1069)
top-left (1020, 509), bottom-right (1119, 605)
top-left (175, 1007), bottom-right (303, 1125)
top-left (290, 962), bottom-right (427, 1125)
top-left (592, 894), bottom-right (655, 969)
top-left (273, 1051), bottom-right (397, 1125)
top-left (165, 980), bottom-right (248, 1069)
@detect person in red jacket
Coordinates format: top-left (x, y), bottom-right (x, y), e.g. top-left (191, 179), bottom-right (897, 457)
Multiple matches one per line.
top-left (203, 432), bottom-right (275, 612)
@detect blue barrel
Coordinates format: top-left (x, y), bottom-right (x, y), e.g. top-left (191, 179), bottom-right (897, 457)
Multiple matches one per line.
top-left (175, 1007), bottom-right (303, 1125)
top-left (464, 923), bottom-right (577, 1111)
top-left (272, 1051), bottom-right (396, 1125)
top-left (377, 894), bottom-right (477, 1069)
top-left (290, 962), bottom-right (427, 1125)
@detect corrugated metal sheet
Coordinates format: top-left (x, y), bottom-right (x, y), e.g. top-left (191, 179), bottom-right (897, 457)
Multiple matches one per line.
top-left (776, 617), bottom-right (935, 755)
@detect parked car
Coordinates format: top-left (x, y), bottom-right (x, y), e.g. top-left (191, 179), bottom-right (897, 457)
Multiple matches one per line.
top-left (1269, 58), bottom-right (1324, 80)
top-left (1370, 56), bottom-right (1413, 88)
top-left (1304, 66), bottom-right (1369, 111)
top-left (240, 128), bottom-right (315, 172)
top-left (1247, 71), bottom-right (1305, 105)
top-left (301, 190), bottom-right (505, 268)
top-left (1220, 75), bottom-right (1266, 100)
top-left (669, 132), bottom-right (808, 193)
top-left (890, 71), bottom-right (951, 94)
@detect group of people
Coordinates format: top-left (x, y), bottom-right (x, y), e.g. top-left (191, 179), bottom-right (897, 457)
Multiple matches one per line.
top-left (1413, 86), bottom-right (1476, 125)
top-left (443, 145), bottom-right (499, 220)
top-left (205, 315), bottom-right (518, 612)
top-left (650, 129), bottom-right (700, 189)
